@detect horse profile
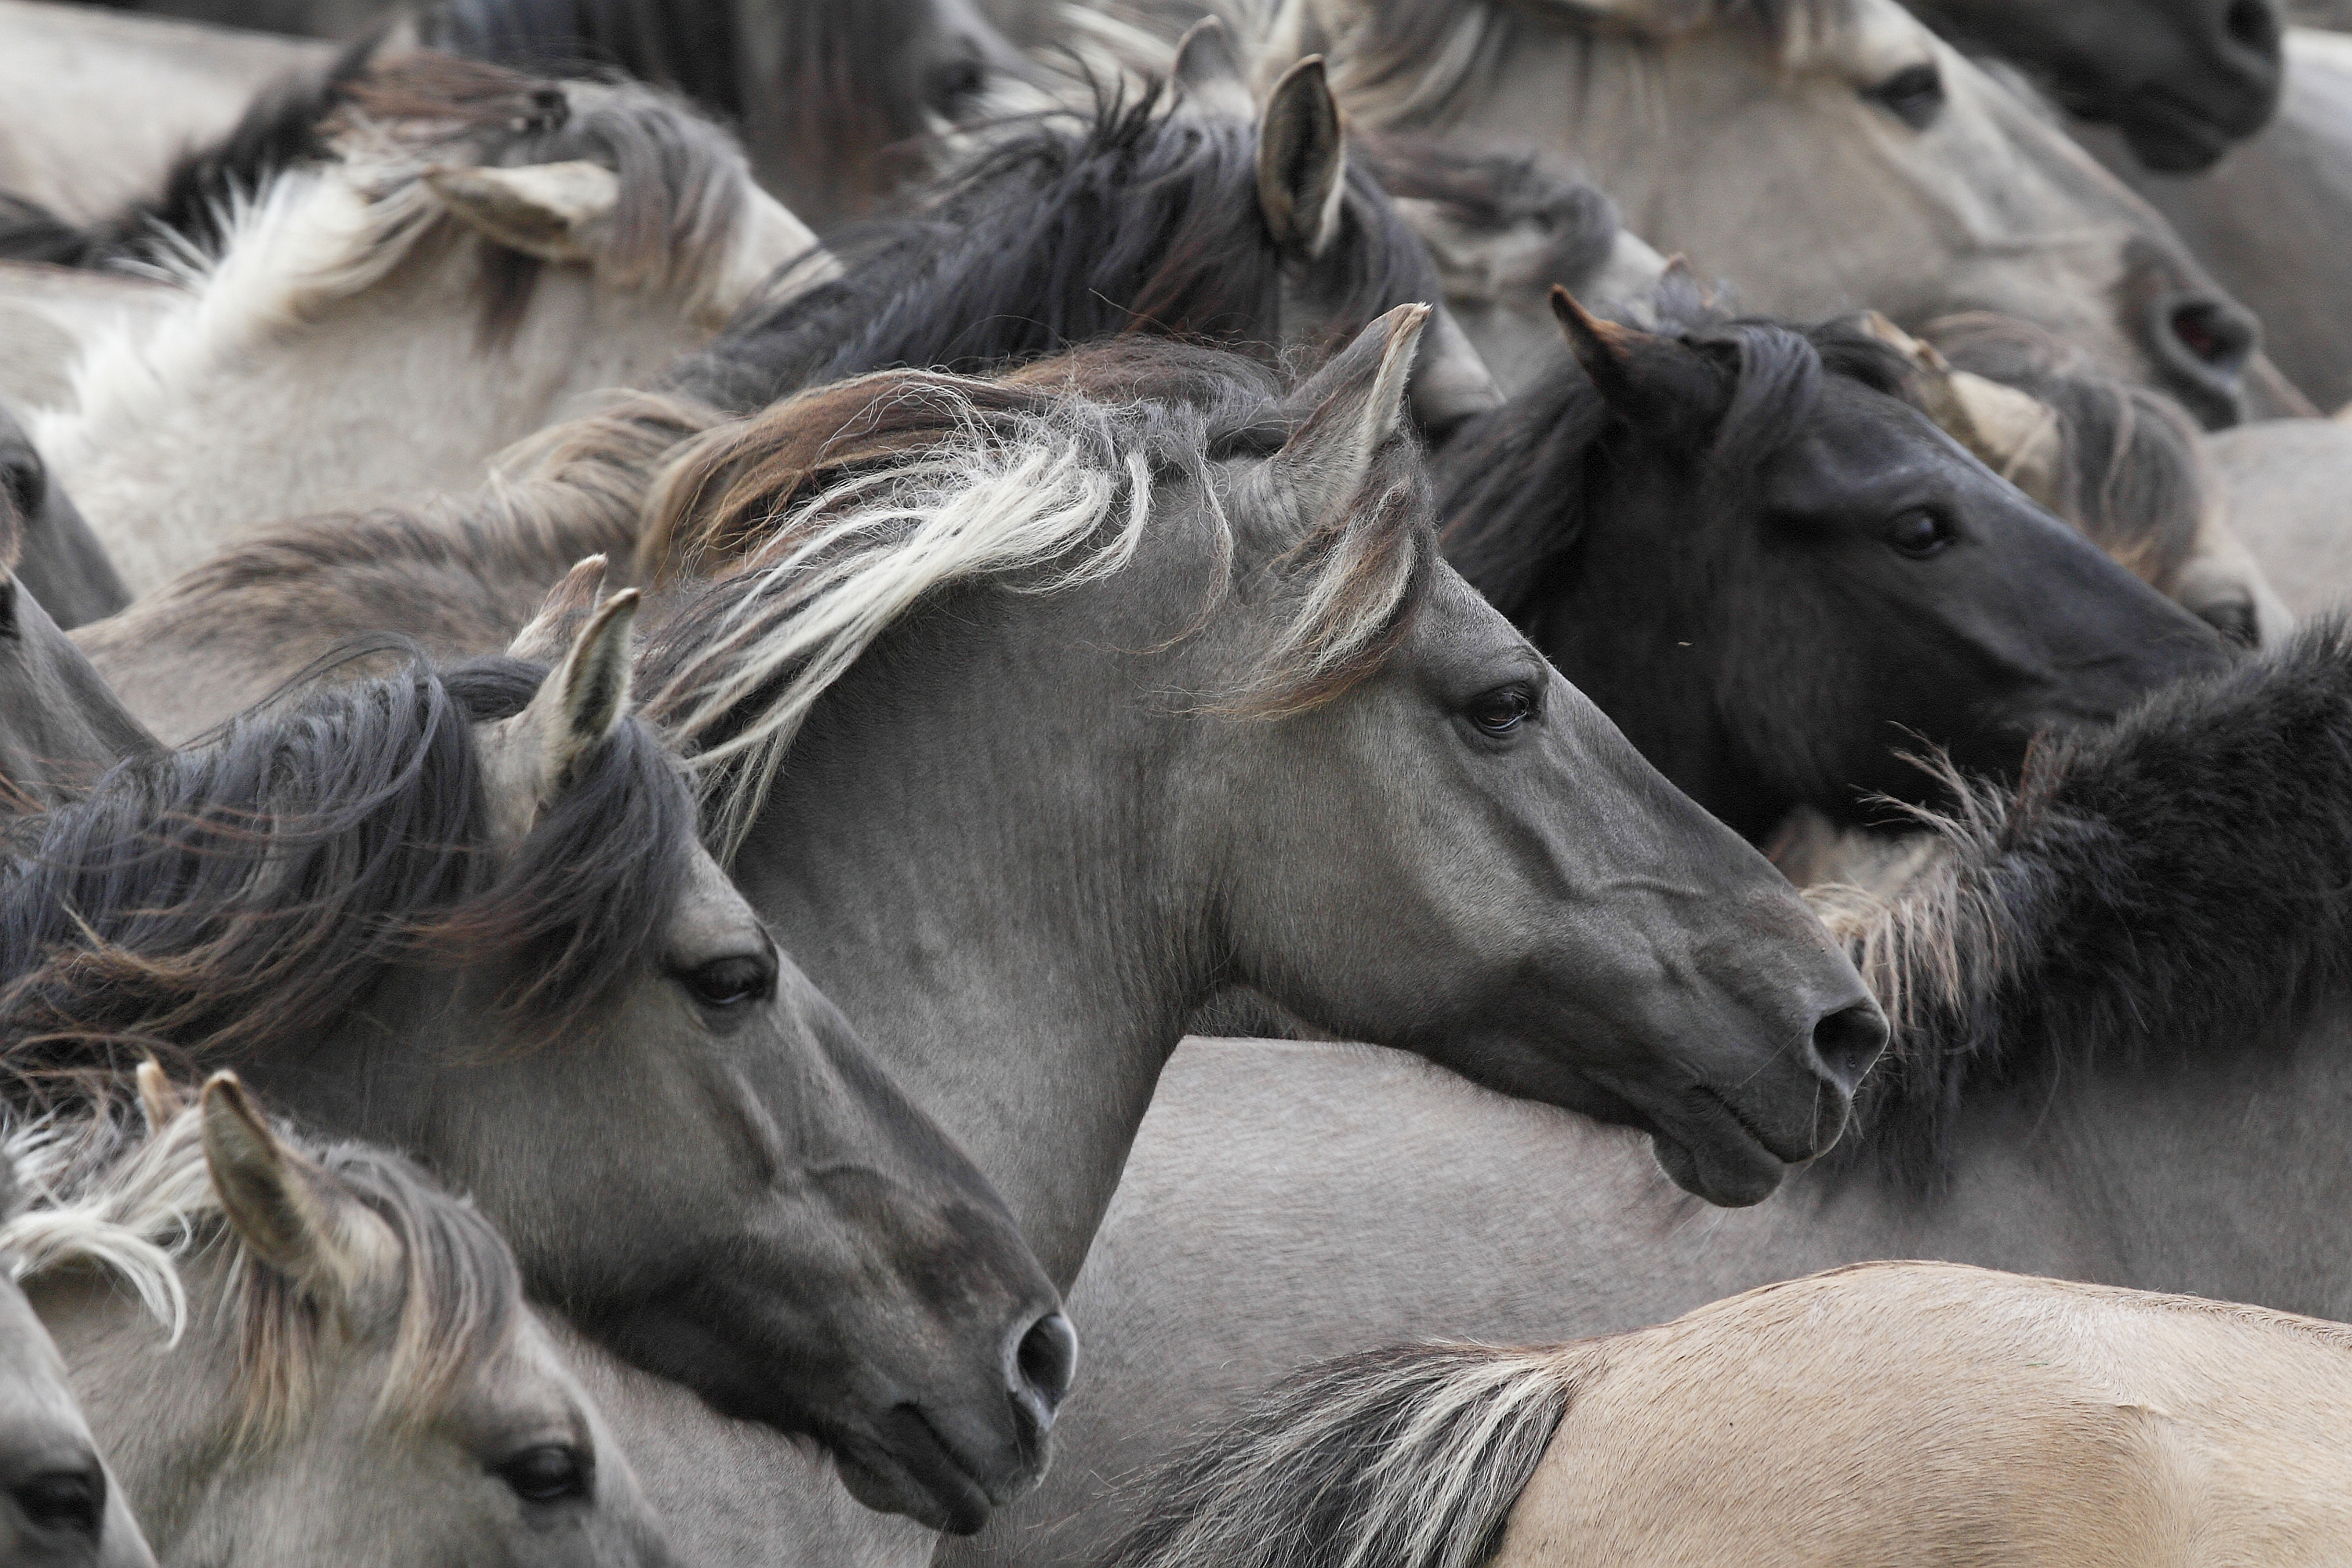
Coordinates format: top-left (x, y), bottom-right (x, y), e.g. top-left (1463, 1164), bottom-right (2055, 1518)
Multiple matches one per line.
top-left (0, 402), bottom-right (124, 633)
top-left (9, 1069), bottom-right (672, 1565)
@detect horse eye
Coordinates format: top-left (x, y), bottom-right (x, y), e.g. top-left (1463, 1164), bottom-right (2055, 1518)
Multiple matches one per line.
top-left (1465, 687), bottom-right (1536, 739)
top-left (683, 953), bottom-right (774, 1008)
top-left (0, 456), bottom-right (40, 518)
top-left (1865, 62), bottom-right (1945, 130)
top-left (15, 1469), bottom-right (103, 1537)
top-left (492, 1444), bottom-right (590, 1505)
top-left (1886, 508), bottom-right (1955, 559)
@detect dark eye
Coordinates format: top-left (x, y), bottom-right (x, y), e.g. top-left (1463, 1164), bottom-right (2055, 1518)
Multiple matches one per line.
top-left (1465, 686), bottom-right (1537, 739)
top-left (0, 455), bottom-right (40, 518)
top-left (493, 1444), bottom-right (590, 1504)
top-left (1886, 508), bottom-right (1955, 559)
top-left (682, 953), bottom-right (774, 1008)
top-left (1865, 62), bottom-right (1945, 129)
top-left (15, 1469), bottom-right (103, 1537)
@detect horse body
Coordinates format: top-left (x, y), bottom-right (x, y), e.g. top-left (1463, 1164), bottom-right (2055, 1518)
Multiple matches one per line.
top-left (953, 623), bottom-right (2352, 1566)
top-left (33, 55), bottom-right (824, 598)
top-left (0, 263), bottom-right (174, 416)
top-left (0, 0), bottom-right (330, 224)
top-left (2203, 416), bottom-right (2352, 616)
top-left (1271, 0), bottom-right (2272, 429)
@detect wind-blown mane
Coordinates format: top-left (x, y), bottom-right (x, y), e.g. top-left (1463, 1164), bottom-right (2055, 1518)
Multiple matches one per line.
top-left (1356, 133), bottom-right (1624, 300)
top-left (0, 655), bottom-right (693, 1096)
top-left (670, 80), bottom-right (1444, 415)
top-left (637, 337), bottom-right (1434, 854)
top-left (1823, 620), bottom-right (2352, 1183)
top-left (1296, 0), bottom-right (1865, 129)
top-left (1, 1093), bottom-right (518, 1441)
top-left (1439, 289), bottom-right (1915, 626)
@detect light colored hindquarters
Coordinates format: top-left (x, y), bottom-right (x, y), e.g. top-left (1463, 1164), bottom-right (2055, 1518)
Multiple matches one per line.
top-left (2206, 418), bottom-right (2352, 619)
top-left (1495, 1262), bottom-right (2352, 1568)
top-left (0, 0), bottom-right (331, 222)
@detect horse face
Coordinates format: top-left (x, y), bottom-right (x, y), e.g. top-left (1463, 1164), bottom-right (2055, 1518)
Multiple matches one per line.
top-left (1726, 377), bottom-right (2232, 815)
top-left (0, 1282), bottom-right (151, 1568)
top-left (1213, 557), bottom-right (1887, 1208)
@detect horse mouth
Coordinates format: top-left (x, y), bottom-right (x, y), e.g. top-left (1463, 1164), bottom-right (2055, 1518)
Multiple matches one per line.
top-left (1640, 1086), bottom-right (1800, 1208)
top-left (2116, 85), bottom-right (2241, 173)
top-left (832, 1405), bottom-right (1002, 1536)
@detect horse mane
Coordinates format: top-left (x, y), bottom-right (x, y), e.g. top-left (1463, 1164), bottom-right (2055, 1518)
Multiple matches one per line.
top-left (1314, 0), bottom-right (1865, 129)
top-left (1924, 312), bottom-right (2206, 593)
top-left (0, 655), bottom-right (694, 1097)
top-left (2, 1091), bottom-right (520, 1444)
top-left (670, 78), bottom-right (1443, 415)
top-left (637, 337), bottom-right (1432, 855)
top-left (1356, 132), bottom-right (1623, 303)
top-left (1821, 619), bottom-right (2352, 1185)
top-left (431, 0), bottom-right (968, 219)
top-left (1439, 286), bottom-right (1916, 626)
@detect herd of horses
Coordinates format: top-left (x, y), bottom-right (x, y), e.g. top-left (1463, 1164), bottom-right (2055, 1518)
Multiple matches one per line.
top-left (2, 0), bottom-right (2352, 1563)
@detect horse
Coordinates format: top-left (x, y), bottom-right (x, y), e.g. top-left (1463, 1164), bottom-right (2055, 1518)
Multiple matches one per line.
top-left (1102, 1261), bottom-right (2352, 1568)
top-left (0, 1152), bottom-right (154, 1568)
top-left (670, 27), bottom-right (1502, 437)
top-left (1260, 0), bottom-right (2279, 429)
top-left (8, 1069), bottom-right (672, 1565)
top-left (0, 264), bottom-right (174, 414)
top-left (1912, 311), bottom-right (2294, 648)
top-left (948, 617), bottom-right (2352, 1568)
top-left (1435, 286), bottom-right (2230, 841)
top-left (23, 51), bottom-right (826, 597)
top-left (2202, 416), bottom-right (2352, 618)
top-left (429, 0), bottom-right (1036, 226)
top-left (0, 0), bottom-right (332, 224)
top-left (0, 404), bottom-right (125, 632)
top-left (0, 568), bottom-right (153, 816)
top-left (2085, 27), bottom-right (2352, 412)
top-left (2, 590), bottom-right (1073, 1536)
top-left (1907, 0), bottom-right (2283, 170)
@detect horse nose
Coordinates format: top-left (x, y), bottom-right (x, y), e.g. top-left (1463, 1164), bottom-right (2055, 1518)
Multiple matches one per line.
top-left (1005, 1310), bottom-right (1077, 1437)
top-left (1809, 999), bottom-right (1889, 1098)
top-left (2220, 0), bottom-right (2281, 64)
top-left (2149, 291), bottom-right (2259, 427)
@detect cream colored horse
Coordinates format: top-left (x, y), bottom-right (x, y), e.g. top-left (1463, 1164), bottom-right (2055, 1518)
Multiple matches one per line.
top-left (34, 53), bottom-right (826, 597)
top-left (1112, 1261), bottom-right (2352, 1568)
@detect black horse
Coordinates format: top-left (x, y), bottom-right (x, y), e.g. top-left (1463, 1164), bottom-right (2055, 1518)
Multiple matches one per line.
top-left (1439, 285), bottom-right (2231, 843)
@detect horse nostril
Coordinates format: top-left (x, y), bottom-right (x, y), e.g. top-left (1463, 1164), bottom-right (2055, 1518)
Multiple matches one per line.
top-left (1007, 1311), bottom-right (1077, 1429)
top-left (2225, 0), bottom-right (2278, 53)
top-left (1810, 1000), bottom-right (1889, 1094)
top-left (2166, 299), bottom-right (2256, 372)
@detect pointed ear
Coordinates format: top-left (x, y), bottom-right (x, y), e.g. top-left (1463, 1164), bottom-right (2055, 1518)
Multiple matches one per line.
top-left (511, 586), bottom-right (640, 811)
top-left (1174, 16), bottom-right (1256, 120)
top-left (1551, 285), bottom-right (1726, 435)
top-left (506, 554), bottom-right (610, 665)
top-left (1408, 306), bottom-right (1504, 438)
top-left (201, 1073), bottom-right (389, 1305)
top-left (425, 161), bottom-right (622, 264)
top-left (1258, 57), bottom-right (1348, 258)
top-left (1271, 302), bottom-right (1428, 521)
top-left (135, 1058), bottom-right (183, 1135)
top-left (1552, 285), bottom-right (1646, 407)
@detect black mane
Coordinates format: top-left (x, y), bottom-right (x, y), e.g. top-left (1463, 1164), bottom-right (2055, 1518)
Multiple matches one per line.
top-left (1847, 619), bottom-right (2352, 1181)
top-left (0, 655), bottom-right (693, 1102)
top-left (1439, 289), bottom-right (1915, 626)
top-left (669, 82), bottom-right (1445, 416)
top-left (0, 35), bottom-right (379, 268)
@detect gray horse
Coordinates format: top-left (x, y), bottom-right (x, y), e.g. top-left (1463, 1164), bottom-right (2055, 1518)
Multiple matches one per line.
top-left (0, 403), bottom-right (125, 633)
top-left (0, 569), bottom-right (151, 816)
top-left (955, 619), bottom-right (2352, 1566)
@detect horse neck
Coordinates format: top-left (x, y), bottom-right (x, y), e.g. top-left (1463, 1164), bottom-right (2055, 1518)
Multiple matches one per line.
top-left (725, 579), bottom-right (1229, 1287)
top-left (42, 239), bottom-right (706, 599)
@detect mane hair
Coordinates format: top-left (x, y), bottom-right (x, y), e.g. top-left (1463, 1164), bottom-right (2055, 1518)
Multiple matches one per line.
top-left (1309, 0), bottom-right (1864, 129)
top-left (1822, 619), bottom-right (2352, 1185)
top-left (0, 36), bottom-right (382, 270)
top-left (1923, 313), bottom-right (2206, 591)
top-left (0, 654), bottom-right (694, 1098)
top-left (1438, 287), bottom-right (1916, 625)
top-left (1355, 132), bottom-right (1622, 302)
top-left (1, 1093), bottom-right (519, 1444)
top-left (636, 338), bottom-right (1433, 855)
top-left (1102, 1340), bottom-right (1593, 1568)
top-left (670, 79), bottom-right (1443, 416)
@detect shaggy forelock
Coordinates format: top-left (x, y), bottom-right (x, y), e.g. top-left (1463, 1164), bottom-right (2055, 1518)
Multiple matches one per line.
top-left (2, 1094), bottom-right (520, 1443)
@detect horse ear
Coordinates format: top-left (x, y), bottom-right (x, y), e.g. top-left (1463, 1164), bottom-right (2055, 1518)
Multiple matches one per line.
top-left (506, 554), bottom-right (610, 665)
top-left (1550, 285), bottom-right (1726, 437)
top-left (1174, 16), bottom-right (1257, 120)
top-left (1409, 307), bottom-right (1504, 438)
top-left (135, 1058), bottom-right (183, 1135)
top-left (1258, 57), bottom-right (1348, 258)
top-left (425, 161), bottom-right (622, 264)
top-left (200, 1073), bottom-right (391, 1306)
top-left (1271, 302), bottom-right (1428, 521)
top-left (511, 586), bottom-right (639, 812)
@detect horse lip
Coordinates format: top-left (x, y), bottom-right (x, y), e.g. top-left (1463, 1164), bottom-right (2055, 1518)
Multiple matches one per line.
top-left (1692, 1083), bottom-right (1819, 1167)
top-left (834, 1406), bottom-right (1001, 1535)
top-left (1608, 1076), bottom-right (1795, 1207)
top-left (2118, 85), bottom-right (2241, 171)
